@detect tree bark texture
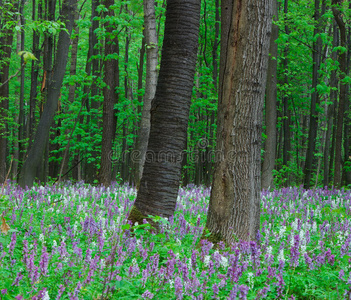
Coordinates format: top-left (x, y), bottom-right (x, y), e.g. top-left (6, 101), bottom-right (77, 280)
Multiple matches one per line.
top-left (99, 0), bottom-right (119, 187)
top-left (133, 0), bottom-right (201, 218)
top-left (18, 0), bottom-right (76, 188)
top-left (206, 0), bottom-right (272, 243)
top-left (134, 0), bottom-right (158, 188)
top-left (262, 0), bottom-right (278, 190)
top-left (0, 0), bottom-right (18, 183)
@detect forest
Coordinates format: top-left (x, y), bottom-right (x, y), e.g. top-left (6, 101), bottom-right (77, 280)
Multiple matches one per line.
top-left (1, 0), bottom-right (351, 299)
top-left (0, 0), bottom-right (349, 190)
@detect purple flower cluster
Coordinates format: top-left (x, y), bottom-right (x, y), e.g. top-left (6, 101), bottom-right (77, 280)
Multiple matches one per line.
top-left (0, 182), bottom-right (349, 299)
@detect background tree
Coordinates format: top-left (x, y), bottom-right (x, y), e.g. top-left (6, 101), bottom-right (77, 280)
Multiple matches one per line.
top-left (205, 0), bottom-right (272, 243)
top-left (99, 0), bottom-right (119, 187)
top-left (262, 0), bottom-right (278, 190)
top-left (134, 0), bottom-right (158, 188)
top-left (18, 0), bottom-right (77, 188)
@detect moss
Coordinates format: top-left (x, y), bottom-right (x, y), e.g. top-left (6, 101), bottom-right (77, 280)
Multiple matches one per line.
top-left (127, 205), bottom-right (159, 233)
top-left (128, 205), bottom-right (146, 225)
top-left (197, 227), bottom-right (230, 249)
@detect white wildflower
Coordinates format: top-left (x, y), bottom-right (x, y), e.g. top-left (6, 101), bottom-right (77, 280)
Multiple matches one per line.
top-left (175, 253), bottom-right (180, 260)
top-left (175, 238), bottom-right (181, 246)
top-left (220, 256), bottom-right (228, 269)
top-left (279, 226), bottom-right (286, 238)
top-left (52, 240), bottom-right (57, 248)
top-left (39, 233), bottom-right (45, 244)
top-left (169, 279), bottom-right (174, 289)
top-left (247, 272), bottom-right (254, 289)
top-left (100, 259), bottom-right (106, 269)
top-left (42, 291), bottom-right (50, 300)
top-left (277, 249), bottom-right (285, 262)
top-left (266, 246), bottom-right (273, 256)
top-left (204, 255), bottom-right (211, 267)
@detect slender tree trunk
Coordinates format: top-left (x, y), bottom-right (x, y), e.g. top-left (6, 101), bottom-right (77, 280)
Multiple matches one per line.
top-left (85, 0), bottom-right (100, 183)
top-left (99, 0), bottom-right (119, 187)
top-left (282, 0), bottom-right (291, 178)
top-left (134, 0), bottom-right (158, 188)
top-left (205, 0), bottom-right (272, 243)
top-left (332, 0), bottom-right (347, 187)
top-left (28, 0), bottom-right (41, 150)
top-left (262, 0), bottom-right (278, 190)
top-left (130, 0), bottom-right (201, 219)
top-left (323, 22), bottom-right (338, 187)
top-left (18, 0), bottom-right (77, 188)
top-left (303, 0), bottom-right (324, 188)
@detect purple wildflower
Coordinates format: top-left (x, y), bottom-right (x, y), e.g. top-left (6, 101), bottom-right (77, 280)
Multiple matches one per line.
top-left (239, 284), bottom-right (249, 299)
top-left (40, 246), bottom-right (49, 276)
top-left (174, 276), bottom-right (183, 300)
top-left (9, 232), bottom-right (17, 256)
top-left (12, 272), bottom-right (23, 286)
top-left (141, 290), bottom-right (154, 299)
top-left (212, 283), bottom-right (219, 298)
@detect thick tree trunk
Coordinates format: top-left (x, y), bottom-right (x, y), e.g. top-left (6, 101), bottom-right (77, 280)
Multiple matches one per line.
top-left (205, 0), bottom-right (272, 243)
top-left (262, 0), bottom-right (278, 190)
top-left (18, 0), bottom-right (76, 188)
top-left (99, 0), bottom-right (119, 187)
top-left (134, 0), bottom-right (158, 188)
top-left (0, 0), bottom-right (18, 183)
top-left (131, 0), bottom-right (200, 219)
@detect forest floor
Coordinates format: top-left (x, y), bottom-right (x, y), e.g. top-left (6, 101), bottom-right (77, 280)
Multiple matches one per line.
top-left (0, 182), bottom-right (349, 299)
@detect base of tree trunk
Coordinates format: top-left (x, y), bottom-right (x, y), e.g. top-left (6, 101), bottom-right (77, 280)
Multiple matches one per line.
top-left (127, 205), bottom-right (159, 233)
top-left (198, 227), bottom-right (234, 249)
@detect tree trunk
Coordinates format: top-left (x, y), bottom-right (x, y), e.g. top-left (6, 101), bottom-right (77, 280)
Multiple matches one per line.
top-left (18, 0), bottom-right (77, 188)
top-left (130, 0), bottom-right (200, 219)
top-left (262, 0), bottom-right (278, 190)
top-left (99, 0), bottom-right (119, 187)
top-left (134, 0), bottom-right (158, 188)
top-left (0, 0), bottom-right (18, 183)
top-left (205, 0), bottom-right (272, 243)
top-left (323, 22), bottom-right (338, 187)
top-left (84, 0), bottom-right (100, 183)
top-left (332, 0), bottom-right (347, 187)
top-left (303, 0), bottom-right (323, 188)
top-left (282, 0), bottom-right (291, 185)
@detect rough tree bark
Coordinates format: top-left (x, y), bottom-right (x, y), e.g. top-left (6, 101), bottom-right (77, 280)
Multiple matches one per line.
top-left (205, 0), bottom-right (272, 244)
top-left (129, 0), bottom-right (201, 220)
top-left (262, 0), bottom-right (278, 190)
top-left (18, 0), bottom-right (77, 188)
top-left (134, 0), bottom-right (158, 188)
top-left (0, 0), bottom-right (18, 183)
top-left (99, 0), bottom-right (119, 187)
